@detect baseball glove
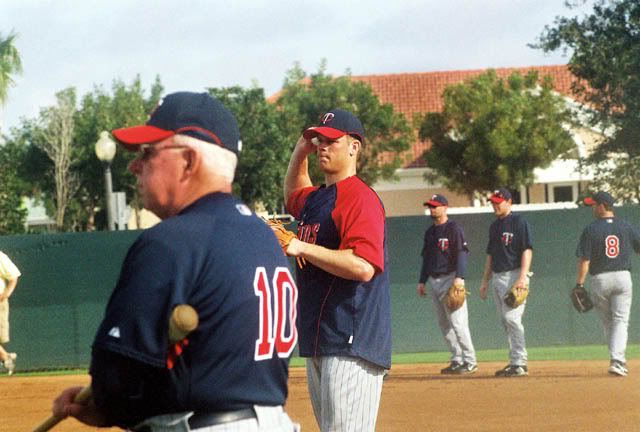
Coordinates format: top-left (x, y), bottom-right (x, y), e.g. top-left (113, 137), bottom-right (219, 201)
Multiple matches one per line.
top-left (263, 218), bottom-right (305, 268)
top-left (570, 283), bottom-right (593, 313)
top-left (445, 282), bottom-right (467, 311)
top-left (504, 283), bottom-right (529, 308)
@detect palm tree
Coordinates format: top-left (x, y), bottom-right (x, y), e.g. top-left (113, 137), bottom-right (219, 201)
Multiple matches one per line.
top-left (0, 31), bottom-right (23, 106)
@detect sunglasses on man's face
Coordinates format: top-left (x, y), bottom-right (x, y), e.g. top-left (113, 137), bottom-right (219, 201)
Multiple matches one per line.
top-left (136, 144), bottom-right (187, 161)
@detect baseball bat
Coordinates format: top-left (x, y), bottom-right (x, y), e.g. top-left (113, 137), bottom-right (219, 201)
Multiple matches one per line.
top-left (32, 304), bottom-right (199, 432)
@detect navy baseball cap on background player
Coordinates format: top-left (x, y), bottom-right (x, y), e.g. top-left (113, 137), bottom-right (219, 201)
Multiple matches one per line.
top-left (584, 191), bottom-right (614, 206)
top-left (423, 194), bottom-right (448, 207)
top-left (302, 109), bottom-right (365, 142)
top-left (489, 188), bottom-right (512, 204)
top-left (112, 91), bottom-right (242, 154)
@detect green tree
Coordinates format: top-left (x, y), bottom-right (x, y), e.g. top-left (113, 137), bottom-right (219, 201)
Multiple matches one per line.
top-left (0, 140), bottom-right (28, 233)
top-left (581, 154), bottom-right (640, 202)
top-left (0, 31), bottom-right (22, 106)
top-left (73, 76), bottom-right (163, 229)
top-left (274, 62), bottom-right (413, 186)
top-left (36, 88), bottom-right (79, 229)
top-left (5, 77), bottom-right (163, 231)
top-left (207, 86), bottom-right (291, 212)
top-left (533, 0), bottom-right (640, 201)
top-left (417, 70), bottom-right (575, 200)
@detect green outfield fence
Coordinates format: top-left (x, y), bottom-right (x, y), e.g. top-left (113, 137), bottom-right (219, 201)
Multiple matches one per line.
top-left (1, 206), bottom-right (639, 371)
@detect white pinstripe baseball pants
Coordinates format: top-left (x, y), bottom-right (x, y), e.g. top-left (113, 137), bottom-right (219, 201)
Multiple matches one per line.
top-left (306, 356), bottom-right (385, 432)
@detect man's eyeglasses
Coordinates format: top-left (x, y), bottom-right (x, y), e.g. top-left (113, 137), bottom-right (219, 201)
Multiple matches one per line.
top-left (137, 144), bottom-right (187, 161)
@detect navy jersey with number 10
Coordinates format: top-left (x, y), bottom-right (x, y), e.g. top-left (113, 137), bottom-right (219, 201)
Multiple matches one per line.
top-left (91, 193), bottom-right (297, 422)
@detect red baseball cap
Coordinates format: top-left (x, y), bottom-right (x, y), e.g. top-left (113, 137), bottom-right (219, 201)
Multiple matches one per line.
top-left (584, 191), bottom-right (614, 206)
top-left (112, 92), bottom-right (242, 154)
top-left (423, 194), bottom-right (448, 207)
top-left (489, 188), bottom-right (513, 204)
top-left (302, 109), bottom-right (365, 142)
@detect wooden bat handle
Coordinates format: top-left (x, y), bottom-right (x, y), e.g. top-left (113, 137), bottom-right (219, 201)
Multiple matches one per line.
top-left (32, 386), bottom-right (92, 432)
top-left (33, 305), bottom-right (199, 432)
top-left (168, 304), bottom-right (199, 343)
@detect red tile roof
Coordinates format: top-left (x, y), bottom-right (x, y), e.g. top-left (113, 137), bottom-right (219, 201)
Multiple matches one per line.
top-left (350, 65), bottom-right (579, 167)
top-left (268, 65), bottom-right (580, 168)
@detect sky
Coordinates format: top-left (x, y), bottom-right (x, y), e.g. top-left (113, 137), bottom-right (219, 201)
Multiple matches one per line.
top-left (0, 0), bottom-right (591, 133)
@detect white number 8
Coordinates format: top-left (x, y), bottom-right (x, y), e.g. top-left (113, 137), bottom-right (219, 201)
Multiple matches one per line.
top-left (605, 235), bottom-right (620, 258)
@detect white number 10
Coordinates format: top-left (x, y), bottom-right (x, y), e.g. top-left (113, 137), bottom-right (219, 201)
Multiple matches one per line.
top-left (254, 267), bottom-right (298, 361)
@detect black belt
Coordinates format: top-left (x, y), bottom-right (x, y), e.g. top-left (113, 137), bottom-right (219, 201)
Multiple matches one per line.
top-left (190, 408), bottom-right (257, 428)
top-left (135, 408), bottom-right (257, 431)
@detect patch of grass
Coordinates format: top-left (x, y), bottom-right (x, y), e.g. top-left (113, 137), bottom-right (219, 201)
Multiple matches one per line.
top-left (9, 368), bottom-right (88, 378)
top-left (12, 345), bottom-right (640, 373)
top-left (290, 344), bottom-right (639, 367)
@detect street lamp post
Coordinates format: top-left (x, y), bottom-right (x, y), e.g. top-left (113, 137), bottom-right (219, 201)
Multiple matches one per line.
top-left (95, 131), bottom-right (117, 231)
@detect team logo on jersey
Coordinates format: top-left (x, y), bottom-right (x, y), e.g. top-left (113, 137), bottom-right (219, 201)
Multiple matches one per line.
top-left (298, 223), bottom-right (320, 245)
top-left (438, 238), bottom-right (449, 252)
top-left (321, 112), bottom-right (335, 124)
top-left (235, 203), bottom-right (252, 216)
top-left (501, 232), bottom-right (514, 246)
top-left (108, 326), bottom-right (121, 339)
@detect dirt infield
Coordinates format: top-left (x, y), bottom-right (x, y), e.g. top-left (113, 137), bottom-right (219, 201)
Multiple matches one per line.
top-left (2, 360), bottom-right (638, 432)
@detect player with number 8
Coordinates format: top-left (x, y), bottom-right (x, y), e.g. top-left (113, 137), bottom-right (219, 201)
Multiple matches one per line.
top-left (576, 191), bottom-right (640, 377)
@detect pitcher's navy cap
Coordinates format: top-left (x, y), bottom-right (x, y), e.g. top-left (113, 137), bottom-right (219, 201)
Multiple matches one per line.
top-left (112, 92), bottom-right (242, 154)
top-left (302, 109), bottom-right (365, 142)
top-left (584, 191), bottom-right (614, 206)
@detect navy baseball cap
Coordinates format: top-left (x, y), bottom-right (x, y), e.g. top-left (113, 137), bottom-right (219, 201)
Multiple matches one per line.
top-left (489, 188), bottom-right (512, 204)
top-left (584, 191), bottom-right (614, 206)
top-left (112, 92), bottom-right (242, 154)
top-left (423, 194), bottom-right (448, 207)
top-left (302, 109), bottom-right (365, 142)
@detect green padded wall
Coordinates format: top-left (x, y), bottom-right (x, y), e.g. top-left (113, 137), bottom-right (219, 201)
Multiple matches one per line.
top-left (0, 206), bottom-right (639, 370)
top-left (0, 231), bottom-right (139, 370)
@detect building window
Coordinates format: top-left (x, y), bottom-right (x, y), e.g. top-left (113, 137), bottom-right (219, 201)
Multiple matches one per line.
top-left (511, 189), bottom-right (522, 204)
top-left (552, 185), bottom-right (574, 202)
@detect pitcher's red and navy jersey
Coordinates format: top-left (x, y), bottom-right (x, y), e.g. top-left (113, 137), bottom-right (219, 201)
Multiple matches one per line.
top-left (576, 217), bottom-right (640, 275)
top-left (419, 219), bottom-right (469, 283)
top-left (92, 193), bottom-right (297, 423)
top-left (486, 213), bottom-right (533, 272)
top-left (287, 175), bottom-right (392, 369)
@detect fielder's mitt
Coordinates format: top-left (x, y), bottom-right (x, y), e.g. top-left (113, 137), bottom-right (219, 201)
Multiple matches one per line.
top-left (504, 283), bottom-right (529, 308)
top-left (263, 218), bottom-right (305, 268)
top-left (445, 282), bottom-right (467, 311)
top-left (570, 283), bottom-right (593, 313)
